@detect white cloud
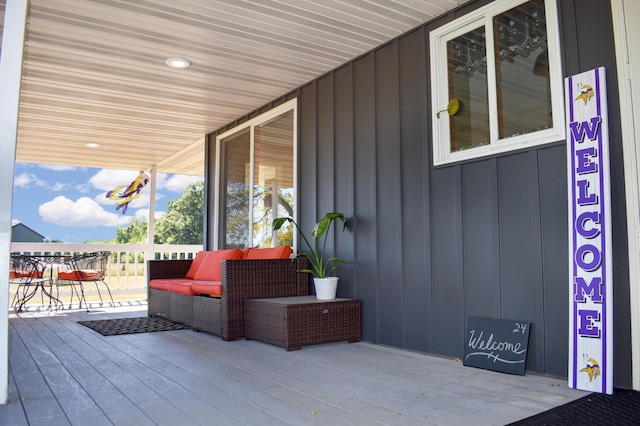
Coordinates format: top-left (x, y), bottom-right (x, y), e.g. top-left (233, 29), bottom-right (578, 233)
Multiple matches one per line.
top-left (15, 172), bottom-right (68, 192)
top-left (135, 208), bottom-right (166, 221)
top-left (161, 174), bottom-right (203, 192)
top-left (89, 169), bottom-right (143, 191)
top-left (39, 196), bottom-right (133, 228)
top-left (14, 173), bottom-right (47, 188)
top-left (51, 182), bottom-right (69, 191)
top-left (155, 173), bottom-right (168, 189)
top-left (76, 183), bottom-right (92, 193)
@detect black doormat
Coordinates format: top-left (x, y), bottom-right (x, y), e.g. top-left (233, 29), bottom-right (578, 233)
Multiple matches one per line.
top-left (78, 316), bottom-right (187, 336)
top-left (508, 388), bottom-right (640, 425)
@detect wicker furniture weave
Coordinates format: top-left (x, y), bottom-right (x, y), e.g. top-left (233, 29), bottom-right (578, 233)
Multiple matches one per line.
top-left (147, 257), bottom-right (309, 341)
top-left (244, 296), bottom-right (362, 351)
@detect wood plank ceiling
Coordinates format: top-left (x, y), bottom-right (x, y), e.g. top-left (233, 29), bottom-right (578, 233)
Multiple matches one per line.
top-left (0, 0), bottom-right (468, 175)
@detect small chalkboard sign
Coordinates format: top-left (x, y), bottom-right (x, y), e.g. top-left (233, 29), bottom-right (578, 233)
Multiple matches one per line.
top-left (463, 317), bottom-right (531, 375)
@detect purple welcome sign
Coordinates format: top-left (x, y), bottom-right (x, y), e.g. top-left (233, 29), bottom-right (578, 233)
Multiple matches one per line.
top-left (566, 67), bottom-right (613, 395)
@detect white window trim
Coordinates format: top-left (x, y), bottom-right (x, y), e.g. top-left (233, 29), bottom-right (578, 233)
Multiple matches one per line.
top-left (430, 0), bottom-right (565, 165)
top-left (213, 98), bottom-right (298, 250)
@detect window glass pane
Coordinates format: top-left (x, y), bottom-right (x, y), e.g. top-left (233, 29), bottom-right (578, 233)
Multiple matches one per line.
top-left (252, 110), bottom-right (294, 248)
top-left (447, 26), bottom-right (490, 152)
top-left (494, 0), bottom-right (551, 139)
top-left (220, 129), bottom-right (250, 249)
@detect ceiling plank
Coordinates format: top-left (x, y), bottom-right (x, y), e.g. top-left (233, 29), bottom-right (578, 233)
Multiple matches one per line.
top-left (1, 0), bottom-right (469, 174)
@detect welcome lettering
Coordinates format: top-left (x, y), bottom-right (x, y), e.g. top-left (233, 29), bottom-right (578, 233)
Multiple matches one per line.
top-left (566, 67), bottom-right (612, 394)
top-left (571, 116), bottom-right (603, 339)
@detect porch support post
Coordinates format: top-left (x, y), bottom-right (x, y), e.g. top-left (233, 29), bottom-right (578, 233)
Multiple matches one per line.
top-left (0, 0), bottom-right (29, 405)
top-left (147, 165), bottom-right (157, 246)
top-left (145, 165), bottom-right (157, 292)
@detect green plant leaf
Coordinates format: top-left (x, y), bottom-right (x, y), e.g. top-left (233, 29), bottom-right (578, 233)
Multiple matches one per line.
top-left (312, 212), bottom-right (345, 238)
top-left (272, 212), bottom-right (348, 278)
top-left (272, 217), bottom-right (291, 230)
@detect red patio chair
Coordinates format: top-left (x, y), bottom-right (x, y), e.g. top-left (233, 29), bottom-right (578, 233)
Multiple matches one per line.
top-left (56, 251), bottom-right (115, 309)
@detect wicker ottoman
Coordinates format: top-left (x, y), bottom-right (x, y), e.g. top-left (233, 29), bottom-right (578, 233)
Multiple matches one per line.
top-left (244, 296), bottom-right (361, 351)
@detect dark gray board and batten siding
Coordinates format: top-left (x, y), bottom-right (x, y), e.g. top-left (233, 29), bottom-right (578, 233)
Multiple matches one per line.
top-left (206, 0), bottom-right (632, 388)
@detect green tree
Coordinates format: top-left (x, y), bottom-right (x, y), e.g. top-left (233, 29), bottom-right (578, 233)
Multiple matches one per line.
top-left (224, 182), bottom-right (250, 248)
top-left (84, 238), bottom-right (112, 243)
top-left (114, 217), bottom-right (147, 243)
top-left (112, 181), bottom-right (204, 245)
top-left (154, 181), bottom-right (204, 244)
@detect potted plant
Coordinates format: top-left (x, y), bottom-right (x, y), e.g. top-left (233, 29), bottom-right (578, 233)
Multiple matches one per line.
top-left (272, 212), bottom-right (347, 300)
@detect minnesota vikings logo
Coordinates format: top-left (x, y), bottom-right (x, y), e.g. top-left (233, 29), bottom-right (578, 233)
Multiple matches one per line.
top-left (575, 83), bottom-right (595, 105)
top-left (579, 355), bottom-right (601, 382)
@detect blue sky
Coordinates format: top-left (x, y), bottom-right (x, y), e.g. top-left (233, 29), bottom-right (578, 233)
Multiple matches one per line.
top-left (12, 163), bottom-right (203, 243)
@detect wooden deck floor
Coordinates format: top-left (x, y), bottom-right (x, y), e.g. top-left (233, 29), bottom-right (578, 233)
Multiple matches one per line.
top-left (1, 302), bottom-right (587, 426)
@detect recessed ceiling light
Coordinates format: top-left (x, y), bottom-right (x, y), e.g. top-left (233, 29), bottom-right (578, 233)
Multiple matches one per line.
top-left (165, 57), bottom-right (192, 69)
top-left (85, 143), bottom-right (100, 148)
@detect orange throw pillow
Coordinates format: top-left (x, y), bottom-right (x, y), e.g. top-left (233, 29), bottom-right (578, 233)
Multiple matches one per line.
top-left (193, 249), bottom-right (243, 281)
top-left (185, 251), bottom-right (207, 279)
top-left (244, 246), bottom-right (292, 260)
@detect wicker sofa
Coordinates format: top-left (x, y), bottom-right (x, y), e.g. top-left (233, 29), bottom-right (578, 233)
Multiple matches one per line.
top-left (147, 248), bottom-right (309, 341)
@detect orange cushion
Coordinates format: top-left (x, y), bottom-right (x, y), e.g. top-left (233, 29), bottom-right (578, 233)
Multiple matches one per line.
top-left (244, 246), bottom-right (292, 260)
top-left (185, 251), bottom-right (207, 279)
top-left (10, 270), bottom-right (42, 279)
top-left (149, 279), bottom-right (169, 291)
top-left (58, 269), bottom-right (103, 281)
top-left (166, 280), bottom-right (196, 295)
top-left (190, 280), bottom-right (222, 297)
top-left (149, 278), bottom-right (192, 291)
top-left (193, 249), bottom-right (243, 281)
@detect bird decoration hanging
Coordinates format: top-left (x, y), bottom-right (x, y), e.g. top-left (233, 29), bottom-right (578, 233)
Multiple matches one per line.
top-left (106, 171), bottom-right (150, 214)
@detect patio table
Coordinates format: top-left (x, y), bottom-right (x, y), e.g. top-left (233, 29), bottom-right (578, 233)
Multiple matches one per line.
top-left (10, 254), bottom-right (67, 311)
top-left (244, 296), bottom-right (361, 351)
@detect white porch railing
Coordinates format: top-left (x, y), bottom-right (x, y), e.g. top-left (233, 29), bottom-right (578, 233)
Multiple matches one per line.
top-left (9, 243), bottom-right (202, 304)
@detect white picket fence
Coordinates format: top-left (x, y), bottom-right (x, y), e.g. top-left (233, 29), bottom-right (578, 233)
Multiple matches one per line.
top-left (9, 243), bottom-right (202, 304)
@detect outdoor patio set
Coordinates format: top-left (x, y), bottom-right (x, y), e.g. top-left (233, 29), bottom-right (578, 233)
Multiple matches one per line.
top-left (9, 251), bottom-right (115, 311)
top-left (147, 247), bottom-right (362, 350)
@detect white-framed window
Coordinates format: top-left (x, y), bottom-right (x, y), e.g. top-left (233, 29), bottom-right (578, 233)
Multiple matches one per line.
top-left (430, 0), bottom-right (564, 165)
top-left (214, 99), bottom-right (297, 250)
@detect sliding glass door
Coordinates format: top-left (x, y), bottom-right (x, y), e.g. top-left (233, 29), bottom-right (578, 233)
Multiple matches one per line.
top-left (216, 100), bottom-right (296, 249)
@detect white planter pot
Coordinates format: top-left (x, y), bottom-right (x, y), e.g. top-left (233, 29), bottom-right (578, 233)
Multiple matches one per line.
top-left (313, 277), bottom-right (339, 300)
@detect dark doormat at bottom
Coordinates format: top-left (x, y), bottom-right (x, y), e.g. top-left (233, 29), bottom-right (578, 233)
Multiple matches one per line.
top-left (507, 388), bottom-right (640, 425)
top-left (78, 316), bottom-right (187, 336)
